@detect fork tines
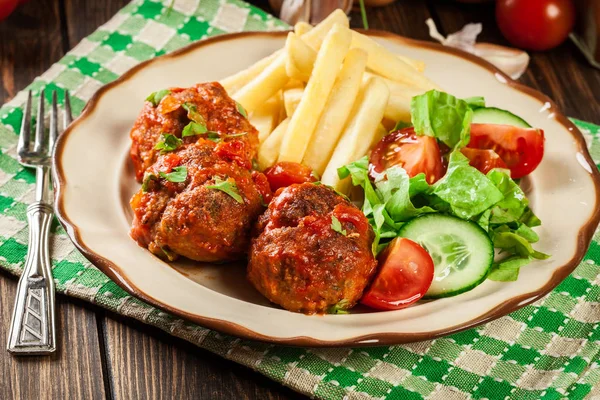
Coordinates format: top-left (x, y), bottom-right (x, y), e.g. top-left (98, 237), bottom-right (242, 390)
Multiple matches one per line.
top-left (17, 90), bottom-right (72, 167)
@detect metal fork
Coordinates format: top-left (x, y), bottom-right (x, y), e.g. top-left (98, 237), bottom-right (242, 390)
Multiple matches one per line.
top-left (7, 90), bottom-right (72, 354)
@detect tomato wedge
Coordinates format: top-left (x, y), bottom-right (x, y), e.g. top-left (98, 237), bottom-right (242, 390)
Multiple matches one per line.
top-left (467, 124), bottom-right (544, 178)
top-left (361, 237), bottom-right (434, 311)
top-left (264, 161), bottom-right (318, 193)
top-left (461, 147), bottom-right (508, 175)
top-left (369, 127), bottom-right (445, 184)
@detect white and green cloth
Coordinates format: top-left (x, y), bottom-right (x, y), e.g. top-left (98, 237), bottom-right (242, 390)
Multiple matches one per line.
top-left (0, 1), bottom-right (599, 399)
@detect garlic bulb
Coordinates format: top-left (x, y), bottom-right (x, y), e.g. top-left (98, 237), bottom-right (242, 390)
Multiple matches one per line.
top-left (426, 18), bottom-right (530, 80)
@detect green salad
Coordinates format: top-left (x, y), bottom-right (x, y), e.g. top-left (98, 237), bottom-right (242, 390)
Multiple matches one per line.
top-left (339, 90), bottom-right (549, 298)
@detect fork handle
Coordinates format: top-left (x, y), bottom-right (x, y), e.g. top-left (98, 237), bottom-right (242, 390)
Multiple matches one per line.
top-left (7, 202), bottom-right (56, 354)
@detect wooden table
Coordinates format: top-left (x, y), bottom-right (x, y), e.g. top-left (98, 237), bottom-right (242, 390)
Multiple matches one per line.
top-left (1, 1), bottom-right (599, 399)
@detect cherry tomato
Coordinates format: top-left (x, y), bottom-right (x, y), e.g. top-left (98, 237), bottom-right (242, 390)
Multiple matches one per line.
top-left (496, 0), bottom-right (576, 51)
top-left (461, 147), bottom-right (508, 175)
top-left (467, 124), bottom-right (544, 178)
top-left (0, 0), bottom-right (19, 21)
top-left (264, 161), bottom-right (318, 193)
top-left (361, 237), bottom-right (434, 311)
top-left (369, 127), bottom-right (445, 184)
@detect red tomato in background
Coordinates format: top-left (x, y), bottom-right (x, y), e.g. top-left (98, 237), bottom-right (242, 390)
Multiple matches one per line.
top-left (496, 0), bottom-right (576, 51)
top-left (264, 161), bottom-right (318, 193)
top-left (461, 147), bottom-right (508, 175)
top-left (361, 237), bottom-right (434, 311)
top-left (0, 0), bottom-right (19, 21)
top-left (467, 124), bottom-right (544, 178)
top-left (369, 127), bottom-right (445, 184)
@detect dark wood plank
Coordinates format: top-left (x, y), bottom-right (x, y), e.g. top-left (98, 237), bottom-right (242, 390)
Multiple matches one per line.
top-left (0, 0), bottom-right (65, 103)
top-left (349, 0), bottom-right (433, 39)
top-left (0, 0), bottom-right (107, 399)
top-left (0, 272), bottom-right (106, 399)
top-left (102, 312), bottom-right (306, 400)
top-left (429, 1), bottom-right (600, 124)
top-left (63, 0), bottom-right (129, 47)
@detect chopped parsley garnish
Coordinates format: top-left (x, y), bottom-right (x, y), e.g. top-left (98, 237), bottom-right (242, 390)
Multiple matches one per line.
top-left (182, 102), bottom-right (205, 124)
top-left (146, 89), bottom-right (170, 106)
top-left (161, 246), bottom-right (177, 261)
top-left (328, 299), bottom-right (350, 314)
top-left (206, 176), bottom-right (243, 203)
top-left (198, 131), bottom-right (248, 143)
top-left (331, 215), bottom-right (347, 236)
top-left (141, 173), bottom-right (158, 192)
top-left (235, 101), bottom-right (248, 118)
top-left (182, 121), bottom-right (208, 137)
top-left (154, 133), bottom-right (182, 153)
top-left (159, 166), bottom-right (187, 183)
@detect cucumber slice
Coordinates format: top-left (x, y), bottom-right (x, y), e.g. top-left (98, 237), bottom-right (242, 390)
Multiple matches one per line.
top-left (398, 214), bottom-right (493, 298)
top-left (472, 107), bottom-right (531, 128)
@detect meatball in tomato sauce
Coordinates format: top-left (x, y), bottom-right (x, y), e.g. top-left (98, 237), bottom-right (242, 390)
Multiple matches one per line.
top-left (129, 82), bottom-right (258, 181)
top-left (130, 140), bottom-right (271, 263)
top-left (248, 183), bottom-right (377, 314)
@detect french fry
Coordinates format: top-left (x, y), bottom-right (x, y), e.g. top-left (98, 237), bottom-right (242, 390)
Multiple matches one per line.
top-left (302, 48), bottom-right (368, 175)
top-left (220, 9), bottom-right (346, 96)
top-left (232, 53), bottom-right (289, 113)
top-left (250, 94), bottom-right (283, 143)
top-left (383, 93), bottom-right (412, 122)
top-left (278, 24), bottom-right (352, 163)
top-left (283, 87), bottom-right (304, 117)
top-left (220, 52), bottom-right (279, 94)
top-left (258, 118), bottom-right (290, 170)
top-left (365, 72), bottom-right (431, 98)
top-left (398, 55), bottom-right (426, 73)
top-left (294, 21), bottom-right (313, 36)
top-left (301, 9), bottom-right (349, 50)
top-left (350, 31), bottom-right (439, 90)
top-left (321, 76), bottom-right (390, 193)
top-left (285, 33), bottom-right (318, 82)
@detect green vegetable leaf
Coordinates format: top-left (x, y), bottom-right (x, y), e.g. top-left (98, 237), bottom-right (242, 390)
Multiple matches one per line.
top-left (375, 166), bottom-right (436, 221)
top-left (146, 89), bottom-right (170, 107)
top-left (159, 166), bottom-right (188, 183)
top-left (206, 176), bottom-right (244, 203)
top-left (488, 256), bottom-right (532, 282)
top-left (182, 102), bottom-right (205, 124)
top-left (142, 173), bottom-right (158, 192)
top-left (487, 169), bottom-right (528, 224)
top-left (154, 133), bottom-right (183, 154)
top-left (182, 121), bottom-right (208, 137)
top-left (235, 101), bottom-right (248, 118)
top-left (463, 96), bottom-right (486, 109)
top-left (328, 299), bottom-right (351, 314)
top-left (331, 215), bottom-right (347, 236)
top-left (493, 231), bottom-right (549, 259)
top-left (391, 120), bottom-right (412, 132)
top-left (432, 151), bottom-right (504, 219)
top-left (411, 90), bottom-right (473, 149)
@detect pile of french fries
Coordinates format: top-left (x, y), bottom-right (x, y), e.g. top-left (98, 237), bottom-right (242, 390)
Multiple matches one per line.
top-left (219, 9), bottom-right (439, 194)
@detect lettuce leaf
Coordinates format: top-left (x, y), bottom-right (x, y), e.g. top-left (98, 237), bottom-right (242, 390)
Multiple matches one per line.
top-left (411, 90), bottom-right (472, 149)
top-left (431, 151), bottom-right (503, 219)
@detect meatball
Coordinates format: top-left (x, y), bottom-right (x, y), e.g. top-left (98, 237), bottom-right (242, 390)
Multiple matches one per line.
top-left (130, 82), bottom-right (258, 182)
top-left (248, 183), bottom-right (377, 314)
top-left (130, 141), bottom-right (271, 262)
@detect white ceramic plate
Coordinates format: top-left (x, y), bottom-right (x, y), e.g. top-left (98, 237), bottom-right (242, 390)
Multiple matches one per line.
top-left (54, 31), bottom-right (600, 346)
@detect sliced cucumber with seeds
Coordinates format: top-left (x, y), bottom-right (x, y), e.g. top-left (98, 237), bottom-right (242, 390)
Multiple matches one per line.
top-left (472, 107), bottom-right (531, 128)
top-left (398, 214), bottom-right (493, 299)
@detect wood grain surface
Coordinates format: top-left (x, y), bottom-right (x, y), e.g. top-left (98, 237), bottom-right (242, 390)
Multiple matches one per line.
top-left (0, 0), bottom-right (599, 399)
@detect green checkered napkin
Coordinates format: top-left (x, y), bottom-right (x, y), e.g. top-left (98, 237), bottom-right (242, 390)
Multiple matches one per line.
top-left (0, 1), bottom-right (599, 398)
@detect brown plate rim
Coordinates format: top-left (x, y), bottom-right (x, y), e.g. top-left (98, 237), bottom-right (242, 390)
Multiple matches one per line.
top-left (53, 29), bottom-right (600, 347)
